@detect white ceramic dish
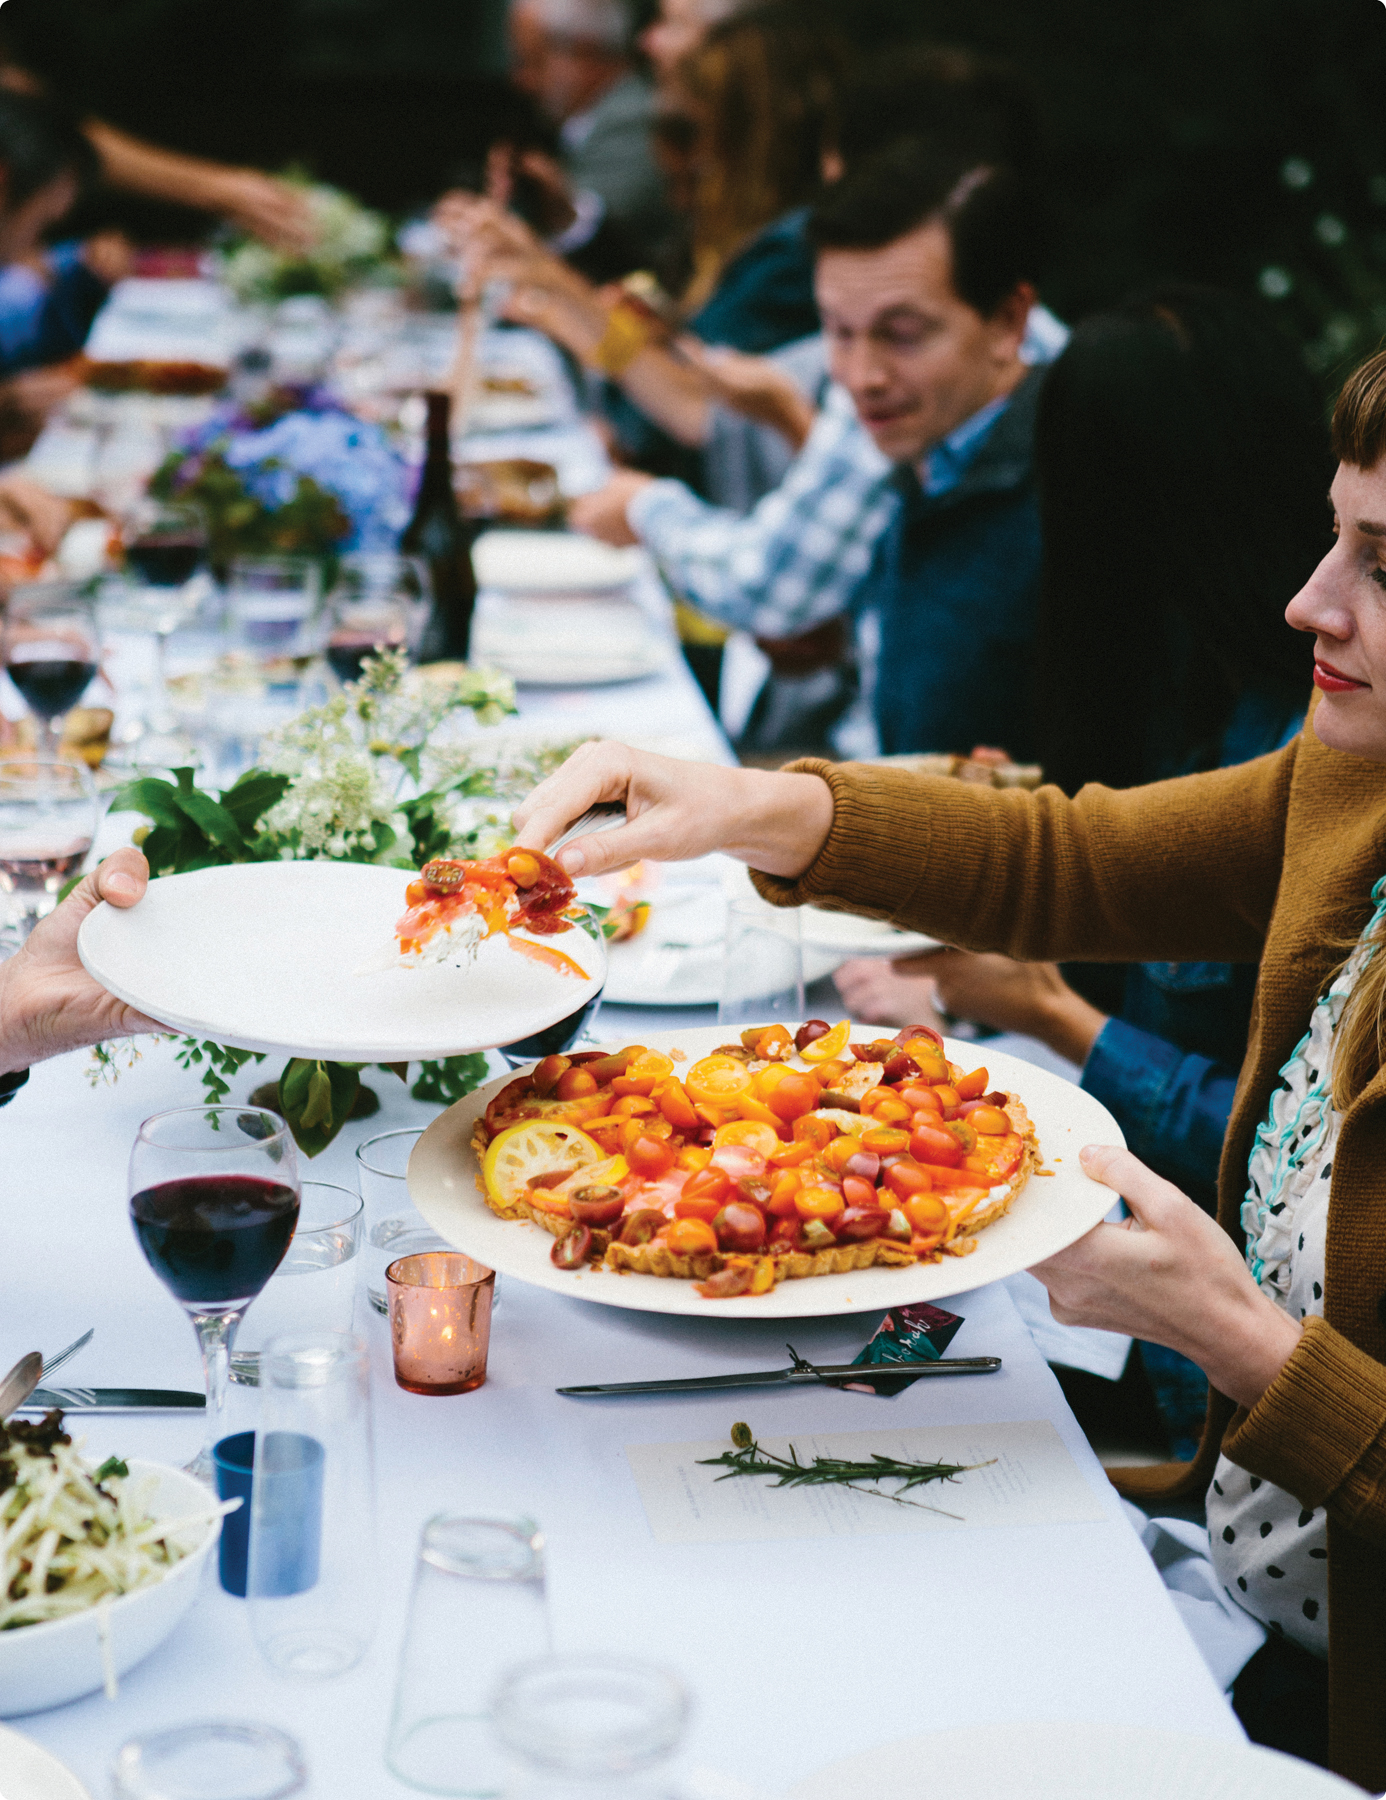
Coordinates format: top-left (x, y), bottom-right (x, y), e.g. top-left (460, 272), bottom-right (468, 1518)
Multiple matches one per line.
top-left (408, 1023), bottom-right (1124, 1318)
top-left (0, 1460), bottom-right (220, 1717)
top-left (0, 1726), bottom-right (91, 1799)
top-left (785, 1723), bottom-right (1356, 1799)
top-left (600, 885), bottom-right (842, 1006)
top-left (800, 906), bottom-right (940, 960)
top-left (78, 861), bottom-right (606, 1060)
top-left (472, 529), bottom-right (645, 594)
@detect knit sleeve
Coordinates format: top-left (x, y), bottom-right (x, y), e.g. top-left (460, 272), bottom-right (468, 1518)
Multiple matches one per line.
top-left (749, 742), bottom-right (1298, 966)
top-left (1222, 1317), bottom-right (1386, 1545)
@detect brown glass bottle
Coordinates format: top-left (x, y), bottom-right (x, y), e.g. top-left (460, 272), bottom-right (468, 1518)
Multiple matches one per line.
top-left (400, 391), bottom-right (478, 661)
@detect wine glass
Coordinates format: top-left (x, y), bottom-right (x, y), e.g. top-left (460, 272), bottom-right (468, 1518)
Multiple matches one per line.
top-left (325, 554), bottom-right (425, 684)
top-left (2, 582), bottom-right (100, 756)
top-left (129, 1106), bottom-right (301, 1484)
top-left (0, 757), bottom-right (99, 940)
top-left (101, 500), bottom-right (209, 747)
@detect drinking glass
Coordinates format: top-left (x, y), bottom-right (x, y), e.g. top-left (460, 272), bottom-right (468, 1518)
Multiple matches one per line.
top-left (99, 499), bottom-right (209, 745)
top-left (123, 497), bottom-right (209, 591)
top-left (129, 1106), bottom-right (301, 1483)
top-left (112, 1722), bottom-right (307, 1800)
top-left (325, 552), bottom-right (429, 682)
top-left (386, 1517), bottom-right (549, 1796)
top-left (718, 890), bottom-right (804, 1027)
top-left (247, 1331), bottom-right (379, 1680)
top-left (356, 1127), bottom-right (451, 1315)
top-left (230, 1181), bottom-right (363, 1385)
top-left (0, 757), bottom-right (98, 938)
top-left (226, 555), bottom-right (323, 655)
top-left (492, 1656), bottom-right (689, 1799)
top-left (387, 1252), bottom-right (494, 1394)
top-left (2, 581), bottom-right (99, 755)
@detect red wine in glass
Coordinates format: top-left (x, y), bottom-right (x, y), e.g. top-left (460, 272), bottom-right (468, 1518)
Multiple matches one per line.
top-left (126, 535), bottom-right (205, 587)
top-left (129, 1106), bottom-right (301, 1482)
top-left (6, 652), bottom-right (98, 719)
top-left (131, 1176), bottom-right (300, 1306)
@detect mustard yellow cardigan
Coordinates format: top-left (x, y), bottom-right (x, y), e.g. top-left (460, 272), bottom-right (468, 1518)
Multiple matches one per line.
top-left (753, 706), bottom-right (1386, 1787)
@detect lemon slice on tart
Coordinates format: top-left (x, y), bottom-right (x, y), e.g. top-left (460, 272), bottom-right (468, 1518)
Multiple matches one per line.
top-left (482, 1120), bottom-right (605, 1214)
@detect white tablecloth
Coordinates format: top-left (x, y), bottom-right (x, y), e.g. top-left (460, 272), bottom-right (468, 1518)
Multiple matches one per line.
top-left (2, 1035), bottom-right (1237, 1798)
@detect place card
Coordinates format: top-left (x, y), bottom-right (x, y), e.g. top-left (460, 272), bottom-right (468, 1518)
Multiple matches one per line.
top-left (625, 1419), bottom-right (1107, 1545)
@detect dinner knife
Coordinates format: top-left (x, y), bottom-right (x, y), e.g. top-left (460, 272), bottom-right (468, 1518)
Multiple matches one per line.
top-left (14, 1386), bottom-right (205, 1412)
top-left (556, 1356), bottom-right (1001, 1396)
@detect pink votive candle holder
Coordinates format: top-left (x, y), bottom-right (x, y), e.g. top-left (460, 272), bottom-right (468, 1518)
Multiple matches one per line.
top-left (386, 1252), bottom-right (495, 1395)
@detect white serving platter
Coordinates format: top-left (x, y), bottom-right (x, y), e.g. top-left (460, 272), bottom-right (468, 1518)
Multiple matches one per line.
top-left (786, 1723), bottom-right (1356, 1800)
top-left (408, 1023), bottom-right (1124, 1318)
top-left (78, 861), bottom-right (606, 1061)
top-left (0, 1727), bottom-right (91, 1800)
top-left (471, 529), bottom-right (644, 594)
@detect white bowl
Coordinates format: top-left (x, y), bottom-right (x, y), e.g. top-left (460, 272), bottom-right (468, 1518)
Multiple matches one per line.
top-left (0, 1459), bottom-right (220, 1716)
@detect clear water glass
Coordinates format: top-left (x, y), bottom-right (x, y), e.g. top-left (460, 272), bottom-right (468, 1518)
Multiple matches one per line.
top-left (386, 1517), bottom-right (549, 1796)
top-left (230, 1180), bottom-right (363, 1383)
top-left (111, 1721), bottom-right (306, 1799)
top-left (326, 551), bottom-right (429, 679)
top-left (248, 1331), bottom-right (379, 1680)
top-left (226, 555), bottom-right (323, 656)
top-left (492, 1656), bottom-right (689, 1799)
top-left (356, 1127), bottom-right (452, 1314)
top-left (718, 890), bottom-right (804, 1027)
top-left (0, 756), bottom-right (98, 937)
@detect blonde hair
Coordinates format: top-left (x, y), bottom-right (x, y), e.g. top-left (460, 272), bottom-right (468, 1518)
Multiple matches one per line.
top-left (1327, 351), bottom-right (1386, 1110)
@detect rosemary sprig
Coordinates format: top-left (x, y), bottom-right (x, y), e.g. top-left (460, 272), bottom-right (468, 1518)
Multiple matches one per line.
top-left (697, 1422), bottom-right (994, 1519)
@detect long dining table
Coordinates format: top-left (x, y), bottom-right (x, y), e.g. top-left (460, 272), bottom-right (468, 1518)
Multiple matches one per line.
top-left (0, 615), bottom-right (1244, 1798)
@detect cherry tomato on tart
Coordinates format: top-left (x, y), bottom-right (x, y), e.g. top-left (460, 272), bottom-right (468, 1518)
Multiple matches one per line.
top-left (394, 849), bottom-right (591, 980)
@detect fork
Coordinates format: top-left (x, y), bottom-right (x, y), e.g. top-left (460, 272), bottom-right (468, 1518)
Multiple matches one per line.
top-left (545, 802), bottom-right (626, 859)
top-left (41, 1328), bottom-right (94, 1382)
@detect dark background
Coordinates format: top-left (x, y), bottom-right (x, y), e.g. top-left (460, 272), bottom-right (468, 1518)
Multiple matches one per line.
top-left (4, 0), bottom-right (1385, 367)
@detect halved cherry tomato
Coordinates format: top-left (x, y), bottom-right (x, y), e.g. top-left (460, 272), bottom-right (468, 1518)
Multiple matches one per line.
top-left (748, 1256), bottom-right (776, 1295)
top-left (664, 1217), bottom-right (718, 1256)
top-left (550, 1225), bottom-right (593, 1269)
top-left (674, 1193), bottom-right (723, 1222)
top-left (610, 1094), bottom-right (655, 1120)
top-left (766, 1071), bottom-right (820, 1123)
top-left (798, 1019), bottom-right (851, 1062)
top-left (842, 1148), bottom-right (880, 1183)
top-left (733, 1095), bottom-right (784, 1130)
top-left (685, 1056), bottom-right (753, 1107)
top-left (795, 1020), bottom-right (831, 1052)
top-left (795, 1185), bottom-right (846, 1221)
top-left (792, 1114), bottom-right (835, 1147)
top-left (695, 1264), bottom-right (753, 1299)
top-left (861, 1127), bottom-right (910, 1155)
top-left (609, 1050), bottom-right (676, 1098)
top-left (932, 1084), bottom-right (961, 1109)
top-left (714, 1202), bottom-right (768, 1251)
top-left (653, 1080), bottom-right (699, 1130)
top-left (619, 1209), bottom-right (668, 1245)
top-left (860, 1089), bottom-right (911, 1125)
top-left (713, 1119), bottom-right (780, 1158)
top-left (622, 1117), bottom-right (668, 1156)
top-left (904, 1193), bottom-right (950, 1234)
top-left (898, 1084), bottom-right (941, 1114)
top-left (967, 1104), bottom-right (1010, 1137)
top-left (900, 1039), bottom-right (949, 1079)
top-left (628, 1135), bottom-right (676, 1179)
top-left (569, 1186), bottom-right (625, 1226)
top-left (768, 1138), bottom-right (819, 1167)
top-left (837, 1206), bottom-right (890, 1241)
top-left (841, 1175), bottom-right (879, 1209)
top-left (751, 1024), bottom-right (793, 1061)
top-left (531, 1054), bottom-right (570, 1096)
top-left (884, 1158), bottom-right (932, 1200)
top-left (752, 1062), bottom-right (795, 1101)
top-left (677, 1144), bottom-right (713, 1172)
top-left (584, 1049), bottom-right (638, 1085)
top-left (823, 1135), bottom-right (866, 1175)
top-left (910, 1124), bottom-right (963, 1166)
top-left (943, 1119), bottom-right (978, 1155)
top-left (555, 1066), bottom-right (598, 1100)
top-left (768, 1170), bottom-right (803, 1215)
top-left (682, 1165), bottom-right (730, 1205)
top-left (955, 1066), bottom-right (989, 1100)
top-left (405, 878), bottom-right (429, 906)
top-left (811, 1058), bottom-right (852, 1088)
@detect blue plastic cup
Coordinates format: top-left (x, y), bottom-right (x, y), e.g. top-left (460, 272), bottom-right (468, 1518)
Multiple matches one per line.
top-left (213, 1430), bottom-right (323, 1599)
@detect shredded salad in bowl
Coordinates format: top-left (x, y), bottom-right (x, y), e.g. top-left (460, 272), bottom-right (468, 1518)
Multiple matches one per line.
top-left (1, 1411), bottom-right (226, 1632)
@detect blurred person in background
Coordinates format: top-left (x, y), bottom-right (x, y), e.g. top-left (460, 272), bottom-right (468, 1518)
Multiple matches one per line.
top-left (832, 285), bottom-right (1328, 1454)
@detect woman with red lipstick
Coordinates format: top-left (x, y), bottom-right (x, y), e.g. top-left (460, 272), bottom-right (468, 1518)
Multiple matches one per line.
top-left (512, 345), bottom-right (1386, 1786)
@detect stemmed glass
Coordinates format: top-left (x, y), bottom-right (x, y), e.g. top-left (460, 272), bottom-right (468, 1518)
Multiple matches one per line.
top-left (1, 582), bottom-right (100, 756)
top-left (325, 552), bottom-right (428, 683)
top-left (129, 1106), bottom-right (301, 1484)
top-left (100, 499), bottom-right (208, 747)
top-left (0, 757), bottom-right (99, 940)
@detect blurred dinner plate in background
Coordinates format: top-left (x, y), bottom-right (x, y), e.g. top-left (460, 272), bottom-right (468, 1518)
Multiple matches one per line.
top-left (0, 1726), bottom-right (91, 1800)
top-left (471, 530), bottom-right (645, 595)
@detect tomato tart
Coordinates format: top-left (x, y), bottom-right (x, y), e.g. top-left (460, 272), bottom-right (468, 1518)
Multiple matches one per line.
top-left (469, 1021), bottom-right (1038, 1300)
top-left (392, 848), bottom-right (592, 980)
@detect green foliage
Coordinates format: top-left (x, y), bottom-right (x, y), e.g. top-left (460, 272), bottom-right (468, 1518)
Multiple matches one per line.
top-left (278, 1057), bottom-right (363, 1157)
top-left (111, 767), bottom-right (290, 876)
top-left (174, 1038), bottom-right (267, 1104)
top-left (149, 448), bottom-right (351, 573)
top-left (411, 1054), bottom-right (490, 1107)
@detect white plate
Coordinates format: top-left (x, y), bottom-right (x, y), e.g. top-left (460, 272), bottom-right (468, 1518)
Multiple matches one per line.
top-left (0, 1727), bottom-right (91, 1799)
top-left (786, 1723), bottom-right (1356, 1799)
top-left (801, 906), bottom-right (939, 960)
top-left (408, 1024), bottom-right (1123, 1318)
top-left (600, 886), bottom-right (842, 1006)
top-left (78, 862), bottom-right (606, 1060)
top-left (472, 530), bottom-right (645, 594)
top-left (0, 1460), bottom-right (220, 1717)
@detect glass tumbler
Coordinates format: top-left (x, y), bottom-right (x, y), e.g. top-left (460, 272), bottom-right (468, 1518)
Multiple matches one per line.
top-left (0, 756), bottom-right (98, 939)
top-left (231, 1180), bottom-right (363, 1383)
top-left (226, 555), bottom-right (323, 655)
top-left (387, 1251), bottom-right (494, 1394)
top-left (111, 1722), bottom-right (307, 1800)
top-left (247, 1331), bottom-right (379, 1680)
top-left (718, 890), bottom-right (804, 1027)
top-left (356, 1128), bottom-right (452, 1314)
top-left (492, 1656), bottom-right (689, 1800)
top-left (386, 1517), bottom-right (549, 1796)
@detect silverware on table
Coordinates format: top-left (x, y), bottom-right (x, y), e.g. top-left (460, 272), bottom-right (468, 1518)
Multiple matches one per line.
top-left (40, 1327), bottom-right (94, 1382)
top-left (556, 1355), bottom-right (1001, 1397)
top-left (0, 1350), bottom-right (43, 1418)
top-left (14, 1386), bottom-right (205, 1412)
top-left (545, 801), bottom-right (626, 858)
